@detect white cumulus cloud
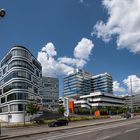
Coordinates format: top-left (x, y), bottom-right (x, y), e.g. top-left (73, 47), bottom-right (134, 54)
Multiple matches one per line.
top-left (74, 38), bottom-right (94, 60)
top-left (92, 0), bottom-right (140, 53)
top-left (37, 38), bottom-right (94, 77)
top-left (41, 43), bottom-right (57, 57)
top-left (123, 75), bottom-right (140, 95)
top-left (113, 81), bottom-right (126, 93)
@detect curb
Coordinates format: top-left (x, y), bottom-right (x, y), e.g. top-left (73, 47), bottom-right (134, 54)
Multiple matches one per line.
top-left (0, 118), bottom-right (127, 140)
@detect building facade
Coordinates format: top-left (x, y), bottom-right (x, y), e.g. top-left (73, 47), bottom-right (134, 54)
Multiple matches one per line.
top-left (74, 92), bottom-right (124, 109)
top-left (124, 94), bottom-right (140, 109)
top-left (64, 69), bottom-right (92, 98)
top-left (39, 77), bottom-right (59, 111)
top-left (64, 70), bottom-right (113, 98)
top-left (91, 73), bottom-right (113, 94)
top-left (0, 46), bottom-right (42, 122)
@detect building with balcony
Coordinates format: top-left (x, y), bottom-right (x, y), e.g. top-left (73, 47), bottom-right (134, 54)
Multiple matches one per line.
top-left (39, 77), bottom-right (59, 111)
top-left (0, 46), bottom-right (42, 122)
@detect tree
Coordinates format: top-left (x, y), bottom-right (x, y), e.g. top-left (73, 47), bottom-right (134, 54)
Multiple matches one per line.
top-left (58, 105), bottom-right (65, 115)
top-left (26, 102), bottom-right (39, 115)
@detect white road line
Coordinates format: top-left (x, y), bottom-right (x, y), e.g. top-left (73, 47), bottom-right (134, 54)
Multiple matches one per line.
top-left (37, 119), bottom-right (140, 140)
top-left (124, 128), bottom-right (138, 133)
top-left (96, 136), bottom-right (111, 140)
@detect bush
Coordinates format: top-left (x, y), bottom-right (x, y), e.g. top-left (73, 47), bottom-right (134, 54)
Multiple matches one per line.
top-left (69, 115), bottom-right (110, 122)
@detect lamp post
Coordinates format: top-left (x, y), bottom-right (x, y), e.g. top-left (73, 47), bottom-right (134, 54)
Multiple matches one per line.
top-left (0, 9), bottom-right (6, 18)
top-left (130, 78), bottom-right (133, 113)
top-left (0, 8), bottom-right (6, 137)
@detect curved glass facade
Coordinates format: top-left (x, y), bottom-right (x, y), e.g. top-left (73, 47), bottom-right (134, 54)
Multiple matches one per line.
top-left (0, 46), bottom-right (42, 122)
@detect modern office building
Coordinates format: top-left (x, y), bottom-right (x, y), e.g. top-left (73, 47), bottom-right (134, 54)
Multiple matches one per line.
top-left (74, 92), bottom-right (124, 109)
top-left (64, 69), bottom-right (92, 98)
top-left (0, 46), bottom-right (42, 122)
top-left (124, 94), bottom-right (140, 109)
top-left (91, 73), bottom-right (113, 94)
top-left (39, 77), bottom-right (59, 111)
top-left (64, 69), bottom-right (113, 99)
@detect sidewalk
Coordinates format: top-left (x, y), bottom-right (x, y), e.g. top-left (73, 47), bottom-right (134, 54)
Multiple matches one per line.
top-left (0, 116), bottom-right (139, 140)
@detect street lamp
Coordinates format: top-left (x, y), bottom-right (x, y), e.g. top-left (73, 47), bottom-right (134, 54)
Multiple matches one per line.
top-left (130, 78), bottom-right (133, 113)
top-left (0, 8), bottom-right (6, 137)
top-left (0, 9), bottom-right (6, 18)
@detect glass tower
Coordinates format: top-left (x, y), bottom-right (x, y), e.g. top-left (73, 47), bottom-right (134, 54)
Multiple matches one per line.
top-left (91, 73), bottom-right (113, 94)
top-left (64, 69), bottom-right (92, 98)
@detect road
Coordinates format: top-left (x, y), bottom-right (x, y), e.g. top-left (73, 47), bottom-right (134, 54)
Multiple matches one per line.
top-left (6, 118), bottom-right (140, 140)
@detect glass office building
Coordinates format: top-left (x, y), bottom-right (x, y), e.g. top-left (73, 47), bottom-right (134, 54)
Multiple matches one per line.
top-left (91, 73), bottom-right (113, 94)
top-left (64, 70), bottom-right (113, 99)
top-left (0, 46), bottom-right (42, 122)
top-left (64, 69), bottom-right (92, 98)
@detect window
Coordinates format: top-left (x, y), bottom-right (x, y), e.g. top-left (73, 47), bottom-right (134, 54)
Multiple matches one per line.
top-left (10, 104), bottom-right (24, 111)
top-left (11, 49), bottom-right (31, 61)
top-left (33, 77), bottom-right (39, 85)
top-left (7, 92), bottom-right (28, 101)
top-left (1, 97), bottom-right (5, 103)
top-left (1, 53), bottom-right (12, 67)
top-left (17, 93), bottom-right (28, 100)
top-left (4, 71), bottom-right (32, 83)
top-left (0, 106), bottom-right (8, 113)
top-left (0, 89), bottom-right (2, 95)
top-left (8, 60), bottom-right (34, 73)
top-left (7, 93), bottom-right (16, 101)
top-left (3, 82), bottom-right (32, 93)
top-left (36, 70), bottom-right (39, 77)
top-left (34, 87), bottom-right (38, 94)
top-left (3, 67), bottom-right (7, 75)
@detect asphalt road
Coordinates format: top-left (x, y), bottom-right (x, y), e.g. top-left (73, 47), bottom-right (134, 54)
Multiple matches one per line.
top-left (7, 118), bottom-right (140, 140)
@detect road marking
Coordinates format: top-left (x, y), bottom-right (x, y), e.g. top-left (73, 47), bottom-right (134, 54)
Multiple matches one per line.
top-left (37, 119), bottom-right (140, 140)
top-left (124, 128), bottom-right (138, 133)
top-left (96, 136), bottom-right (111, 140)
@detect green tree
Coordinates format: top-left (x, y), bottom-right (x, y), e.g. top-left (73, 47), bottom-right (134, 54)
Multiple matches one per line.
top-left (58, 105), bottom-right (65, 115)
top-left (26, 102), bottom-right (39, 115)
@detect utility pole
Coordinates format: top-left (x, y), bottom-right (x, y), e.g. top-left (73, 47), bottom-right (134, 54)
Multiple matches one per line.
top-left (130, 78), bottom-right (133, 113)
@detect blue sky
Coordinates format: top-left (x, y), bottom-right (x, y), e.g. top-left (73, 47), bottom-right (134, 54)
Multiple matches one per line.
top-left (1, 0), bottom-right (140, 95)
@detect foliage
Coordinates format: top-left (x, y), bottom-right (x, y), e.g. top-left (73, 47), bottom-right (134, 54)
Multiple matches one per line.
top-left (26, 102), bottom-right (39, 115)
top-left (116, 107), bottom-right (129, 114)
top-left (134, 107), bottom-right (140, 113)
top-left (75, 107), bottom-right (90, 115)
top-left (58, 105), bottom-right (65, 115)
top-left (69, 115), bottom-right (110, 121)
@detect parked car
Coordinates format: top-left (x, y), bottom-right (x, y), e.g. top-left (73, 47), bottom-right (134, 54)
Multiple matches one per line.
top-left (48, 119), bottom-right (69, 127)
